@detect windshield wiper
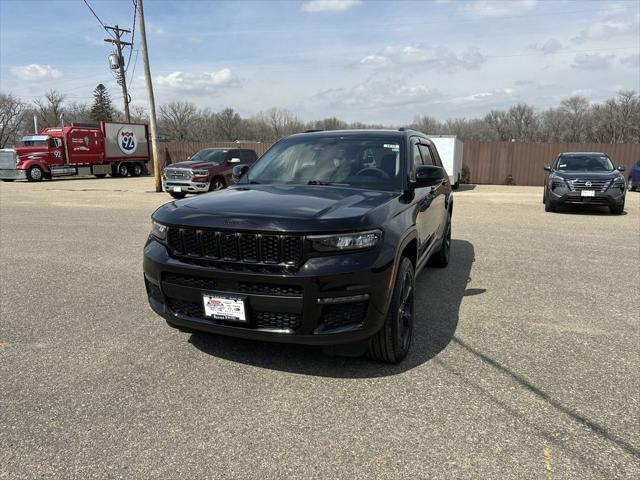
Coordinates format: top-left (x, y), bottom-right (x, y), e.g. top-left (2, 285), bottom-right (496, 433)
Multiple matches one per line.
top-left (306, 180), bottom-right (348, 186)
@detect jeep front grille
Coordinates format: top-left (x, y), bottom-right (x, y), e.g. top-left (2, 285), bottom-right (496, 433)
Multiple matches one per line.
top-left (166, 227), bottom-right (304, 266)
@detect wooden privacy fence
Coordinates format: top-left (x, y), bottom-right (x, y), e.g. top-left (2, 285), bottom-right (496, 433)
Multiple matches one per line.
top-left (463, 142), bottom-right (640, 186)
top-left (150, 140), bottom-right (640, 186)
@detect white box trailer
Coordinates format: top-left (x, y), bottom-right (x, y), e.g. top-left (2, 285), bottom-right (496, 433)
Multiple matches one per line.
top-left (427, 135), bottom-right (463, 189)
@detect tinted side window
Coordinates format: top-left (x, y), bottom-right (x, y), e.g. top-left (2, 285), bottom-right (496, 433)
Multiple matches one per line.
top-left (428, 145), bottom-right (443, 167)
top-left (411, 140), bottom-right (423, 170)
top-left (227, 150), bottom-right (240, 161)
top-left (418, 144), bottom-right (435, 166)
top-left (241, 150), bottom-right (257, 162)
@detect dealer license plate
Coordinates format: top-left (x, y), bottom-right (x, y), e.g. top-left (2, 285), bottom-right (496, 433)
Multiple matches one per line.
top-left (202, 294), bottom-right (247, 322)
top-left (173, 186), bottom-right (182, 193)
top-left (581, 190), bottom-right (595, 197)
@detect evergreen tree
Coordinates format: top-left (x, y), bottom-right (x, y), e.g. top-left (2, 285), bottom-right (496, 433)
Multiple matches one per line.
top-left (90, 84), bottom-right (114, 121)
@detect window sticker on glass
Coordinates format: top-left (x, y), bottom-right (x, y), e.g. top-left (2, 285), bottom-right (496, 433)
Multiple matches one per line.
top-left (384, 143), bottom-right (400, 151)
top-left (559, 164), bottom-right (567, 168)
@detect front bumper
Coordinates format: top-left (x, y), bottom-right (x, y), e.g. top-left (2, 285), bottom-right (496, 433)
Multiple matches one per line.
top-left (143, 239), bottom-right (393, 345)
top-left (0, 169), bottom-right (27, 180)
top-left (549, 187), bottom-right (625, 207)
top-left (162, 179), bottom-right (210, 194)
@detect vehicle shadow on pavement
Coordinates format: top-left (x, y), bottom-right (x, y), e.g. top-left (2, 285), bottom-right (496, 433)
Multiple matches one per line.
top-left (188, 239), bottom-right (477, 378)
top-left (553, 205), bottom-right (627, 216)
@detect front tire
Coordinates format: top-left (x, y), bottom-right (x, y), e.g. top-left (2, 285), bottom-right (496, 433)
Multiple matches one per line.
top-left (367, 257), bottom-right (414, 364)
top-left (170, 191), bottom-right (186, 199)
top-left (610, 201), bottom-right (625, 215)
top-left (209, 176), bottom-right (226, 191)
top-left (629, 177), bottom-right (637, 191)
top-left (26, 165), bottom-right (44, 182)
top-left (544, 196), bottom-right (556, 212)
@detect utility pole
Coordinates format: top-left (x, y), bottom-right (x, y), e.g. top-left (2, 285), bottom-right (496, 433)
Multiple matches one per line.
top-left (136, 0), bottom-right (161, 192)
top-left (104, 25), bottom-right (132, 122)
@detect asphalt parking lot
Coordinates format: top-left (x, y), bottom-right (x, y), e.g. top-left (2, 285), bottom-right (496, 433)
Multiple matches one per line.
top-left (1, 178), bottom-right (638, 479)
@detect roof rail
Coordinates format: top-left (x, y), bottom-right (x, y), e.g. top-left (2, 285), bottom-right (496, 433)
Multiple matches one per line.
top-left (304, 129), bottom-right (323, 133)
top-left (398, 127), bottom-right (408, 131)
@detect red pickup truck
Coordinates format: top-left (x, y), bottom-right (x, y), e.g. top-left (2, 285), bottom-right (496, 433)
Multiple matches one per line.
top-left (162, 148), bottom-right (258, 198)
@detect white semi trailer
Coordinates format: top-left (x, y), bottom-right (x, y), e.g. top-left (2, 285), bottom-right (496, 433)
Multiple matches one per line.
top-left (427, 135), bottom-right (463, 189)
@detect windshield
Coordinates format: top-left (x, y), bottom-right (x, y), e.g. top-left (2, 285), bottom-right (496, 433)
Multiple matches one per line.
top-left (555, 155), bottom-right (615, 172)
top-left (22, 140), bottom-right (48, 147)
top-left (190, 149), bottom-right (226, 164)
top-left (244, 136), bottom-right (403, 190)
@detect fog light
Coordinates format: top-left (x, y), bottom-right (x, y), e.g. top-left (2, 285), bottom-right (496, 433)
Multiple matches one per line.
top-left (317, 294), bottom-right (370, 304)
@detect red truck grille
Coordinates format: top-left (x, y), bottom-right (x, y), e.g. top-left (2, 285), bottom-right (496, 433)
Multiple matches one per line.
top-left (167, 227), bottom-right (303, 266)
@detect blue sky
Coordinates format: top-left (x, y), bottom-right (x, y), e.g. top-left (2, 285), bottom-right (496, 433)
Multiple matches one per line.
top-left (1, 0), bottom-right (638, 124)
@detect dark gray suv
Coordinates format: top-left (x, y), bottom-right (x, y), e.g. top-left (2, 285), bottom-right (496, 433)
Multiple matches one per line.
top-left (543, 152), bottom-right (626, 214)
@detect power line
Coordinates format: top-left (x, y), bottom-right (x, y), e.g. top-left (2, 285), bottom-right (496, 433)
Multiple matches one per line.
top-left (125, 1), bottom-right (137, 72)
top-left (82, 0), bottom-right (114, 38)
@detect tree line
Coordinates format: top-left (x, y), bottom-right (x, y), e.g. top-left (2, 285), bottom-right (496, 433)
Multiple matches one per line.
top-left (1, 86), bottom-right (638, 149)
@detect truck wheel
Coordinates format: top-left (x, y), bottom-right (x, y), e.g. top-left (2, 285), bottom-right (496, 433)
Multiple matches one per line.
top-left (367, 256), bottom-right (414, 364)
top-left (130, 163), bottom-right (143, 177)
top-left (170, 192), bottom-right (186, 199)
top-left (209, 176), bottom-right (226, 191)
top-left (117, 163), bottom-right (130, 177)
top-left (429, 212), bottom-right (451, 268)
top-left (26, 166), bottom-right (44, 182)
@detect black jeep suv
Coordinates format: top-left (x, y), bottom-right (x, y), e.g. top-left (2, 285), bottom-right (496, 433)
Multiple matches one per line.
top-left (544, 152), bottom-right (626, 214)
top-left (143, 129), bottom-right (453, 363)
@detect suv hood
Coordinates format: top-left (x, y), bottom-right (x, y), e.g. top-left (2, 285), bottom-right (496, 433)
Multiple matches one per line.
top-left (153, 184), bottom-right (399, 233)
top-left (552, 170), bottom-right (622, 180)
top-left (165, 161), bottom-right (214, 169)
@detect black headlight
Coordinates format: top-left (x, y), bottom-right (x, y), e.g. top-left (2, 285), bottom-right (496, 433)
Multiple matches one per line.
top-left (150, 220), bottom-right (168, 241)
top-left (308, 229), bottom-right (382, 253)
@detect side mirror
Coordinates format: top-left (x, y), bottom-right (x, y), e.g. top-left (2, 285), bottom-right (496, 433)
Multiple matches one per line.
top-left (187, 156), bottom-right (191, 161)
top-left (413, 165), bottom-right (445, 188)
top-left (544, 166), bottom-right (552, 172)
top-left (232, 164), bottom-right (249, 182)
top-left (617, 166), bottom-right (625, 172)
top-left (229, 157), bottom-right (241, 164)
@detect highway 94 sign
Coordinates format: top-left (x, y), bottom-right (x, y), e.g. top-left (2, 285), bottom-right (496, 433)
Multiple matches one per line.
top-left (117, 127), bottom-right (137, 155)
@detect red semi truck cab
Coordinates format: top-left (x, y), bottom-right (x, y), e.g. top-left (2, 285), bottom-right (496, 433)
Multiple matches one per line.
top-left (0, 121), bottom-right (150, 182)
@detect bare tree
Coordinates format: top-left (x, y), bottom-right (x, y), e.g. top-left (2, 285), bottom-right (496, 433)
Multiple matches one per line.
top-left (507, 104), bottom-right (537, 141)
top-left (215, 108), bottom-right (242, 141)
top-left (484, 110), bottom-right (511, 141)
top-left (255, 107), bottom-right (304, 141)
top-left (33, 90), bottom-right (66, 128)
top-left (538, 108), bottom-right (566, 143)
top-left (159, 101), bottom-right (198, 141)
top-left (0, 92), bottom-right (27, 148)
top-left (409, 115), bottom-right (440, 134)
top-left (560, 96), bottom-right (590, 143)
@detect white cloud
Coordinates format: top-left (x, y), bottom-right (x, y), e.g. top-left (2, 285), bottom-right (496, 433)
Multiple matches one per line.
top-left (358, 44), bottom-right (484, 72)
top-left (620, 53), bottom-right (640, 68)
top-left (573, 17), bottom-right (639, 43)
top-left (9, 64), bottom-right (63, 81)
top-left (448, 88), bottom-right (515, 104)
top-left (529, 38), bottom-right (563, 55)
top-left (302, 0), bottom-right (361, 13)
top-left (156, 68), bottom-right (238, 91)
top-left (147, 22), bottom-right (165, 35)
top-left (571, 53), bottom-right (615, 70)
top-left (313, 75), bottom-right (441, 110)
top-left (462, 0), bottom-right (537, 17)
